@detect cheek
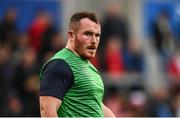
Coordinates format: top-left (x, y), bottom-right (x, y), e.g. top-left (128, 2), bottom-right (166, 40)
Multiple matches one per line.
top-left (75, 35), bottom-right (90, 49)
top-left (75, 38), bottom-right (87, 50)
top-left (80, 37), bottom-right (90, 45)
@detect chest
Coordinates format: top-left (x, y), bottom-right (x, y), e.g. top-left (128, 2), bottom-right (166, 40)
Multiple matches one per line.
top-left (70, 62), bottom-right (104, 97)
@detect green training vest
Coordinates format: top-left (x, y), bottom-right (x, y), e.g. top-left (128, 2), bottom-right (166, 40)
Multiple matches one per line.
top-left (40, 48), bottom-right (104, 117)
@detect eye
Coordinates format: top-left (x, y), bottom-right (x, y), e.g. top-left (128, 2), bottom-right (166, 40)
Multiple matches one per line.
top-left (95, 33), bottom-right (101, 38)
top-left (84, 31), bottom-right (93, 36)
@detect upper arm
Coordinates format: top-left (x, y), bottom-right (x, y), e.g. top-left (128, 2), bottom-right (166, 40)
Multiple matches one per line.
top-left (39, 59), bottom-right (74, 116)
top-left (40, 59), bottom-right (74, 100)
top-left (40, 96), bottom-right (61, 117)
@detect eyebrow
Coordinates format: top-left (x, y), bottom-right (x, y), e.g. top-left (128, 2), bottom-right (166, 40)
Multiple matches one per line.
top-left (84, 31), bottom-right (101, 36)
top-left (96, 33), bottom-right (101, 36)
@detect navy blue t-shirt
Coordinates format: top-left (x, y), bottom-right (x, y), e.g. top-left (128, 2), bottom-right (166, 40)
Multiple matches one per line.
top-left (40, 59), bottom-right (74, 100)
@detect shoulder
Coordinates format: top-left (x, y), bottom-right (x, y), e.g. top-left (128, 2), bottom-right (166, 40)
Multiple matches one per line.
top-left (47, 59), bottom-right (70, 70)
top-left (40, 60), bottom-right (74, 100)
top-left (43, 59), bottom-right (73, 76)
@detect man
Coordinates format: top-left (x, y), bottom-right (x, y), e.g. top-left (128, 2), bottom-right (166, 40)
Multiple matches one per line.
top-left (39, 12), bottom-right (115, 117)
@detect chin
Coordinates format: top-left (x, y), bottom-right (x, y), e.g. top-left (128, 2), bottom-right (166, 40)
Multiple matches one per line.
top-left (83, 54), bottom-right (95, 60)
top-left (85, 56), bottom-right (94, 60)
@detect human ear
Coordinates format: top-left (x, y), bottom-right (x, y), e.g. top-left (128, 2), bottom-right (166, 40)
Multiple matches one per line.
top-left (67, 30), bottom-right (75, 41)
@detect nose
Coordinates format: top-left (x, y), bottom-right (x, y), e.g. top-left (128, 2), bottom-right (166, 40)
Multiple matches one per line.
top-left (90, 35), bottom-right (96, 44)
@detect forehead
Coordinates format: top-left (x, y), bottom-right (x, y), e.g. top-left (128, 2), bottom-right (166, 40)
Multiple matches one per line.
top-left (78, 18), bottom-right (101, 33)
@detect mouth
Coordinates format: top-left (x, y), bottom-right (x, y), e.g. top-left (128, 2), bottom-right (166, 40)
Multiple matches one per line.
top-left (87, 46), bottom-right (97, 55)
top-left (87, 45), bottom-right (96, 50)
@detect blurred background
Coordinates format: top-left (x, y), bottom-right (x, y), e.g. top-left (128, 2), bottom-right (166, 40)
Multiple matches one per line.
top-left (0, 0), bottom-right (180, 117)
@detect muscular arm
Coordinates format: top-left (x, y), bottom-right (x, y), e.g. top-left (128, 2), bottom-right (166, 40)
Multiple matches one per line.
top-left (103, 104), bottom-right (116, 117)
top-left (39, 60), bottom-right (74, 117)
top-left (40, 96), bottom-right (61, 117)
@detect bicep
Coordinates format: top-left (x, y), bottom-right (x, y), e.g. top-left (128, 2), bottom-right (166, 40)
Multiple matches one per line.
top-left (39, 60), bottom-right (74, 116)
top-left (40, 96), bottom-right (61, 117)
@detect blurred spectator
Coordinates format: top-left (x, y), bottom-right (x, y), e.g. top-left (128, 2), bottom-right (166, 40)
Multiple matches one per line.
top-left (39, 32), bottom-right (65, 66)
top-left (123, 38), bottom-right (144, 73)
top-left (0, 7), bottom-right (18, 49)
top-left (128, 90), bottom-right (147, 117)
top-left (21, 74), bottom-right (40, 116)
top-left (0, 91), bottom-right (23, 116)
top-left (167, 46), bottom-right (180, 82)
top-left (13, 32), bottom-right (31, 65)
top-left (28, 9), bottom-right (51, 53)
top-left (14, 48), bottom-right (37, 98)
top-left (38, 16), bottom-right (64, 65)
top-left (13, 48), bottom-right (39, 116)
top-left (39, 25), bottom-right (57, 56)
top-left (104, 37), bottom-right (125, 78)
top-left (147, 88), bottom-right (173, 117)
top-left (100, 3), bottom-right (129, 49)
top-left (151, 9), bottom-right (175, 56)
top-left (0, 46), bottom-right (16, 110)
top-left (98, 3), bottom-right (129, 71)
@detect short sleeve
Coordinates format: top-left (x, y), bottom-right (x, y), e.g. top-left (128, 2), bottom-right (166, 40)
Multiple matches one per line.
top-left (40, 59), bottom-right (74, 100)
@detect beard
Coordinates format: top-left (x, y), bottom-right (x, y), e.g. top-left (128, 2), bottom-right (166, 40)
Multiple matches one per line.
top-left (74, 38), bottom-right (97, 60)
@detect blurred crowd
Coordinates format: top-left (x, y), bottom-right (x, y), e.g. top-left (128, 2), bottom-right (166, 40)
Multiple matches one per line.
top-left (0, 8), bottom-right (64, 116)
top-left (0, 3), bottom-right (180, 117)
top-left (99, 4), bottom-right (180, 117)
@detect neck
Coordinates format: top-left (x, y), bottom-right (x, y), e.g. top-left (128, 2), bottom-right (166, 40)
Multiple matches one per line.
top-left (65, 40), bottom-right (89, 61)
top-left (65, 43), bottom-right (80, 57)
top-left (65, 43), bottom-right (89, 61)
